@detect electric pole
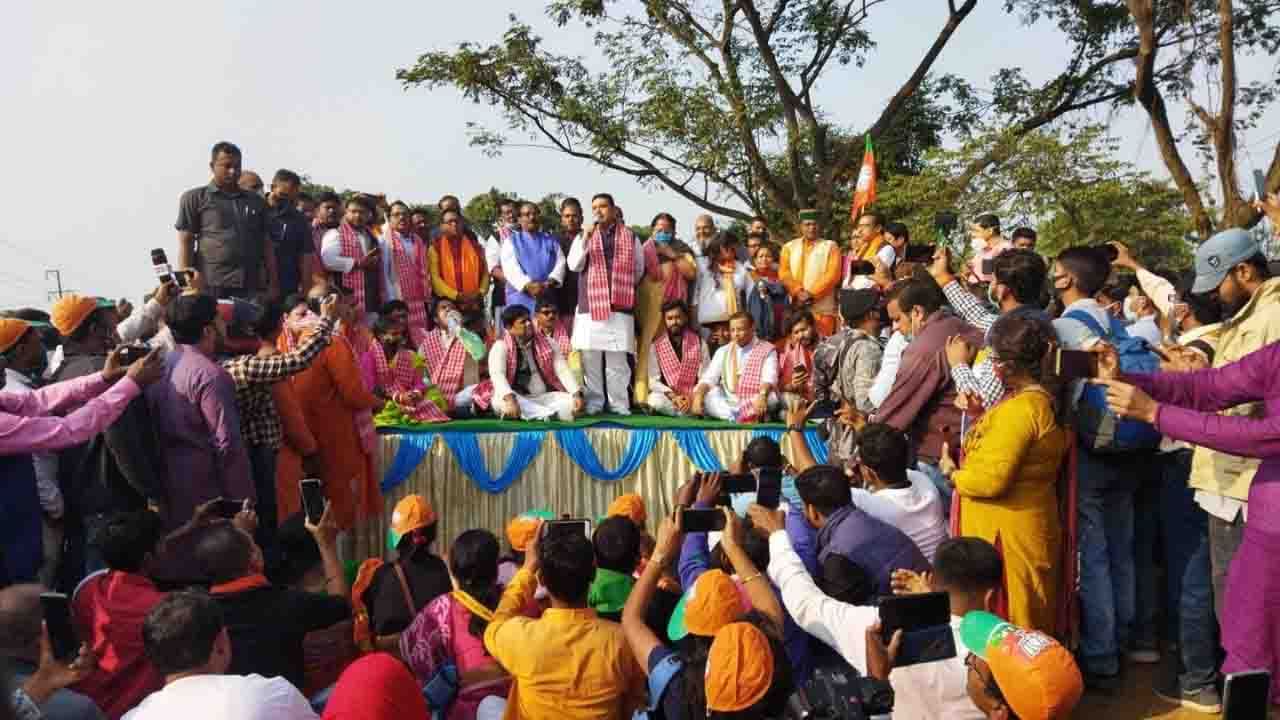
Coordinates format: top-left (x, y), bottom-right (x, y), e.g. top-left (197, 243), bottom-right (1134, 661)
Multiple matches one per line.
top-left (45, 269), bottom-right (73, 301)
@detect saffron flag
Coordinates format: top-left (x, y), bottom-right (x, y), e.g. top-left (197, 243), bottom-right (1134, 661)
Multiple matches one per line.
top-left (850, 134), bottom-right (877, 222)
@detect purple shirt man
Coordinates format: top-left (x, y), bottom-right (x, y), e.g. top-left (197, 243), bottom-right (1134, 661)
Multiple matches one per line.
top-left (144, 296), bottom-right (253, 528)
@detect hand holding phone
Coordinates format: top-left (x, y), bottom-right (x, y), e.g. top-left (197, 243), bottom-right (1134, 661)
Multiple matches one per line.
top-left (39, 593), bottom-right (79, 662)
top-left (681, 507), bottom-right (727, 533)
top-left (300, 478), bottom-right (325, 526)
top-left (877, 591), bottom-right (956, 668)
top-left (541, 518), bottom-right (592, 540)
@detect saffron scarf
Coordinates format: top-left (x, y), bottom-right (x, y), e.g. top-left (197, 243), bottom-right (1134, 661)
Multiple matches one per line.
top-left (210, 573), bottom-right (271, 595)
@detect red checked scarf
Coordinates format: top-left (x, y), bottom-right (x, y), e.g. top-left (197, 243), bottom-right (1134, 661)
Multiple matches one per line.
top-left (643, 239), bottom-right (691, 303)
top-left (546, 319), bottom-right (572, 357)
top-left (389, 229), bottom-right (430, 334)
top-left (338, 223), bottom-right (371, 309)
top-left (653, 329), bottom-right (702, 395)
top-left (471, 331), bottom-right (564, 412)
top-left (419, 329), bottom-right (469, 407)
top-left (779, 340), bottom-right (815, 401)
top-left (585, 224), bottom-right (637, 321)
top-left (732, 341), bottom-right (776, 423)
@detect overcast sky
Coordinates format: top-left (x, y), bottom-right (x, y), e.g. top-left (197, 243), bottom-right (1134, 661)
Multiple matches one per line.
top-left (2, 1), bottom-right (1276, 309)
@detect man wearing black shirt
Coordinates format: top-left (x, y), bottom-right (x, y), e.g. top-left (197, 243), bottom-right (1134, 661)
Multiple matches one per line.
top-left (266, 169), bottom-right (313, 297)
top-left (196, 506), bottom-right (350, 689)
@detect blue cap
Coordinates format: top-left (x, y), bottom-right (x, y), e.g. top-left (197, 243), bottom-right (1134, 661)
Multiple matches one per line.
top-left (1191, 228), bottom-right (1261, 294)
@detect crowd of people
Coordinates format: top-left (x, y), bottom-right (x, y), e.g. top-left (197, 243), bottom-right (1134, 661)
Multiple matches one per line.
top-left (2, 138), bottom-right (1280, 719)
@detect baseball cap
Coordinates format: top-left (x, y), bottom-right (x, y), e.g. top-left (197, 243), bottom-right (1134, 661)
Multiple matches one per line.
top-left (505, 509), bottom-right (555, 553)
top-left (667, 569), bottom-right (744, 641)
top-left (606, 493), bottom-right (647, 526)
top-left (0, 319), bottom-right (32, 354)
top-left (50, 295), bottom-right (114, 336)
top-left (704, 622), bottom-right (775, 712)
top-left (1191, 228), bottom-right (1261, 294)
top-left (960, 611), bottom-right (1083, 720)
top-left (386, 495), bottom-right (437, 550)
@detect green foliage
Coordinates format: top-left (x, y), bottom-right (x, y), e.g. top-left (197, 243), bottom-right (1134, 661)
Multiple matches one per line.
top-left (464, 187), bottom-right (566, 234)
top-left (880, 124), bottom-right (1194, 270)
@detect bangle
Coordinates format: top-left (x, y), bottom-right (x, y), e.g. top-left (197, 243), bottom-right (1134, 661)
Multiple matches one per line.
top-left (741, 572), bottom-right (764, 585)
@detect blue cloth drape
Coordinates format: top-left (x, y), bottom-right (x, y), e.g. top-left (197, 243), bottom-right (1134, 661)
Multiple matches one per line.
top-left (442, 431), bottom-right (547, 494)
top-left (671, 429), bottom-right (725, 472)
top-left (554, 428), bottom-right (658, 482)
top-left (381, 433), bottom-right (436, 492)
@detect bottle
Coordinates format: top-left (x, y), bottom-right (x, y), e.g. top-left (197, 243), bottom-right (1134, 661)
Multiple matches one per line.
top-left (446, 309), bottom-right (487, 360)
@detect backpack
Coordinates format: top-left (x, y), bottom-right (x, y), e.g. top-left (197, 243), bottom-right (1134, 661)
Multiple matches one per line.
top-left (1062, 309), bottom-right (1162, 453)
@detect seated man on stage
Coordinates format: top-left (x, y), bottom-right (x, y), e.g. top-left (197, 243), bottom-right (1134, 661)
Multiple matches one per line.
top-left (486, 305), bottom-right (584, 422)
top-left (691, 311), bottom-right (780, 423)
top-left (371, 313), bottom-right (448, 423)
top-left (534, 298), bottom-right (581, 387)
top-left (646, 299), bottom-right (709, 417)
top-left (418, 298), bottom-right (484, 417)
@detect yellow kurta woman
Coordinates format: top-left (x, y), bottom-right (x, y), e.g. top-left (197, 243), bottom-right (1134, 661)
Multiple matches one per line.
top-left (942, 314), bottom-right (1069, 634)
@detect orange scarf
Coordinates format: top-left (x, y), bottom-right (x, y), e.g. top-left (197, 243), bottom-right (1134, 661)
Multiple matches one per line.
top-left (210, 573), bottom-right (271, 595)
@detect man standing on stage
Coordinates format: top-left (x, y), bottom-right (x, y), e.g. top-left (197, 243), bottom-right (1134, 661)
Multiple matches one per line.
top-left (382, 201), bottom-right (432, 340)
top-left (501, 202), bottom-right (566, 313)
top-left (429, 208), bottom-right (490, 334)
top-left (319, 195), bottom-right (383, 320)
top-left (691, 311), bottom-right (779, 423)
top-left (567, 193), bottom-right (644, 416)
top-left (646, 300), bottom-right (708, 417)
top-left (780, 209), bottom-right (842, 336)
top-left (554, 197), bottom-right (585, 322)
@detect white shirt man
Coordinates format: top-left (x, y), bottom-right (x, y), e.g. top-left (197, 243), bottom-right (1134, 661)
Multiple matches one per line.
top-left (646, 302), bottom-right (709, 417)
top-left (489, 308), bottom-right (581, 422)
top-left (850, 468), bottom-right (947, 562)
top-left (566, 195), bottom-right (645, 416)
top-left (694, 314), bottom-right (779, 422)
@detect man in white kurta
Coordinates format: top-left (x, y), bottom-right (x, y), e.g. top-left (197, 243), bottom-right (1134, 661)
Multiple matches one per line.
top-left (692, 312), bottom-right (781, 423)
top-left (646, 300), bottom-right (709, 417)
top-left (489, 305), bottom-right (583, 422)
top-left (567, 193), bottom-right (645, 416)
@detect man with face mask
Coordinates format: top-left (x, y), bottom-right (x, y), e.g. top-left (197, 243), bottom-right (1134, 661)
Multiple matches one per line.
top-left (872, 279), bottom-right (982, 503)
top-left (929, 247), bottom-right (1049, 410)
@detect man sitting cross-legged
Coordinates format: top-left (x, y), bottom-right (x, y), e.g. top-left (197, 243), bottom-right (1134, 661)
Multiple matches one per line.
top-left (691, 311), bottom-right (780, 423)
top-left (483, 305), bottom-right (583, 422)
top-left (645, 300), bottom-right (708, 417)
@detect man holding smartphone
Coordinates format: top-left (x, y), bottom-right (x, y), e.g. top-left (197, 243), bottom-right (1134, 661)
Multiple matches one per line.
top-left (320, 195), bottom-right (383, 321)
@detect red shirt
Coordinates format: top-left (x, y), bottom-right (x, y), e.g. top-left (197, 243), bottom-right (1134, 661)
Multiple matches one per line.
top-left (72, 570), bottom-right (166, 719)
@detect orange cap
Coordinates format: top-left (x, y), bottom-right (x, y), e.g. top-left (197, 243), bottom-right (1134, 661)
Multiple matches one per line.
top-left (0, 319), bottom-right (31, 354)
top-left (387, 495), bottom-right (436, 550)
top-left (682, 569), bottom-right (744, 638)
top-left (505, 509), bottom-right (554, 552)
top-left (705, 622), bottom-right (775, 712)
top-left (986, 627), bottom-right (1084, 720)
top-left (606, 493), bottom-right (647, 526)
top-left (50, 295), bottom-right (104, 336)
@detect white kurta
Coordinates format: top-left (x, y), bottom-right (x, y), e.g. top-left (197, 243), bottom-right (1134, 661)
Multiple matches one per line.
top-left (566, 227), bottom-right (646, 354)
top-left (693, 258), bottom-right (751, 326)
top-left (699, 339), bottom-right (780, 421)
top-left (500, 233), bottom-right (567, 295)
top-left (488, 337), bottom-right (580, 421)
top-left (646, 334), bottom-right (711, 416)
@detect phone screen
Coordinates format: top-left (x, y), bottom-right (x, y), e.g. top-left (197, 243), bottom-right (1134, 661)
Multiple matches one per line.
top-left (1224, 670), bottom-right (1271, 719)
top-left (878, 591), bottom-right (950, 641)
top-left (39, 592), bottom-right (78, 661)
top-left (719, 473), bottom-right (757, 495)
top-left (681, 508), bottom-right (727, 533)
top-left (542, 519), bottom-right (592, 540)
top-left (212, 498), bottom-right (245, 519)
top-left (1055, 348), bottom-right (1097, 382)
top-left (300, 479), bottom-right (325, 525)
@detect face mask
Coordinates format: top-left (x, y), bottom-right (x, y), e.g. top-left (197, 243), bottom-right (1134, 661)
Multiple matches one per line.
top-left (654, 230), bottom-right (673, 245)
top-left (1122, 297), bottom-right (1139, 323)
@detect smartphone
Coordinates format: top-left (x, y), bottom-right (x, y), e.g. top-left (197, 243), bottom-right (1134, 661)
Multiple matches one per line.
top-left (39, 592), bottom-right (79, 661)
top-left (1054, 348), bottom-right (1097, 382)
top-left (753, 467), bottom-right (782, 510)
top-left (719, 473), bottom-right (757, 495)
top-left (981, 257), bottom-right (996, 277)
top-left (681, 508), bottom-right (727, 533)
top-left (904, 244), bottom-right (938, 264)
top-left (300, 478), bottom-right (325, 525)
top-left (878, 591), bottom-right (955, 668)
top-left (541, 518), bottom-right (592, 540)
top-left (117, 344), bottom-right (149, 365)
top-left (211, 498), bottom-right (247, 519)
top-left (1223, 670), bottom-right (1271, 719)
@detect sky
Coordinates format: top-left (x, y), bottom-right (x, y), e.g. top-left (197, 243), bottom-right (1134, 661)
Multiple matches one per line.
top-left (2, 1), bottom-right (1277, 310)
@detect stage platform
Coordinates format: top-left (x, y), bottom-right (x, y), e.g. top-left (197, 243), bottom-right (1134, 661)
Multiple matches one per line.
top-left (355, 415), bottom-right (827, 558)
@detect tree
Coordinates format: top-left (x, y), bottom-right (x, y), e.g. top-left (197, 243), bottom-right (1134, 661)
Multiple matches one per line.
top-left (1119, 0), bottom-right (1280, 236)
top-left (397, 0), bottom-right (1247, 233)
top-left (880, 124), bottom-right (1195, 269)
top-left (465, 188), bottom-right (567, 234)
